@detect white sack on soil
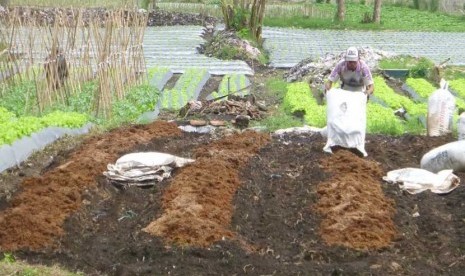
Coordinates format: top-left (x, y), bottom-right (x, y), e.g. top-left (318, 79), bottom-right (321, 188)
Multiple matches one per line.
top-left (273, 125), bottom-right (326, 136)
top-left (383, 168), bottom-right (460, 194)
top-left (104, 152), bottom-right (194, 183)
top-left (323, 89), bottom-right (367, 156)
top-left (420, 140), bottom-right (465, 173)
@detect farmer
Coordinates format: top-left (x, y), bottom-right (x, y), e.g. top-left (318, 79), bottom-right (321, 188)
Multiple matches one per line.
top-left (44, 47), bottom-right (68, 91)
top-left (324, 47), bottom-right (374, 96)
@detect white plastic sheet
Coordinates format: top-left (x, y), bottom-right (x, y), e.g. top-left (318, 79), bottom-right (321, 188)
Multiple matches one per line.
top-left (323, 88), bottom-right (367, 156)
top-left (178, 125), bottom-right (215, 134)
top-left (383, 168), bottom-right (460, 194)
top-left (273, 125), bottom-right (325, 136)
top-left (0, 123), bottom-right (93, 173)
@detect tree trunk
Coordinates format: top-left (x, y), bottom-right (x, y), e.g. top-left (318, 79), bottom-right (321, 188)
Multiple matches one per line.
top-left (372, 0), bottom-right (382, 24)
top-left (336, 0), bottom-right (345, 22)
top-left (250, 0), bottom-right (266, 45)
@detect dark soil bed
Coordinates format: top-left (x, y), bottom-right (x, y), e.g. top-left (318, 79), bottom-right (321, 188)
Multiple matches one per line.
top-left (0, 120), bottom-right (464, 275)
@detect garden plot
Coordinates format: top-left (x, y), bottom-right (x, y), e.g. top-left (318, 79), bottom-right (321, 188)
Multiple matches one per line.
top-left (144, 26), bottom-right (253, 75)
top-left (158, 69), bottom-right (210, 110)
top-left (449, 79), bottom-right (465, 109)
top-left (206, 74), bottom-right (251, 100)
top-left (1, 120), bottom-right (465, 275)
top-left (262, 27), bottom-right (465, 68)
top-left (403, 78), bottom-right (465, 113)
top-left (283, 79), bottom-right (431, 135)
top-left (373, 76), bottom-right (427, 122)
top-left (0, 109), bottom-right (90, 173)
top-left (147, 67), bottom-right (173, 91)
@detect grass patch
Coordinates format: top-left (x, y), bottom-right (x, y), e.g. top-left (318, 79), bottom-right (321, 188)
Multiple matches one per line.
top-left (255, 108), bottom-right (303, 132)
top-left (264, 4), bottom-right (465, 32)
top-left (265, 77), bottom-right (288, 98)
top-left (0, 253), bottom-right (82, 276)
top-left (379, 56), bottom-right (427, 70)
top-left (443, 66), bottom-right (465, 80)
top-left (8, 1), bottom-right (465, 32)
top-left (0, 261), bottom-right (82, 276)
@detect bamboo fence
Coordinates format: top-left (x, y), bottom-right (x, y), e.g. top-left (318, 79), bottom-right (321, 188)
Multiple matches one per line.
top-left (0, 7), bottom-right (147, 118)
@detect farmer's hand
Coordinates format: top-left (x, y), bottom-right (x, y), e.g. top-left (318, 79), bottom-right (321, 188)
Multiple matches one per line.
top-left (324, 82), bottom-right (332, 94)
top-left (365, 84), bottom-right (374, 96)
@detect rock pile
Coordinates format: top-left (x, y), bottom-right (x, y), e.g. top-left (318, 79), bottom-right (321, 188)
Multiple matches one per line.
top-left (183, 98), bottom-right (265, 121)
top-left (198, 30), bottom-right (261, 63)
top-left (0, 6), bottom-right (218, 27)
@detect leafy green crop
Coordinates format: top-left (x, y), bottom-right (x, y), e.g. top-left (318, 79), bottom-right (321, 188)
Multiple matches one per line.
top-left (160, 69), bottom-right (208, 110)
top-left (109, 84), bottom-right (159, 126)
top-left (283, 82), bottom-right (326, 127)
top-left (210, 74), bottom-right (250, 100)
top-left (455, 97), bottom-right (465, 111)
top-left (283, 82), bottom-right (314, 115)
top-left (282, 81), bottom-right (415, 133)
top-left (0, 80), bottom-right (37, 117)
top-left (374, 76), bottom-right (427, 117)
top-left (0, 107), bottom-right (15, 122)
top-left (0, 109), bottom-right (88, 146)
top-left (41, 111), bottom-right (88, 128)
top-left (449, 79), bottom-right (465, 99)
top-left (367, 103), bottom-right (405, 135)
top-left (147, 67), bottom-right (171, 88)
top-left (405, 78), bottom-right (437, 99)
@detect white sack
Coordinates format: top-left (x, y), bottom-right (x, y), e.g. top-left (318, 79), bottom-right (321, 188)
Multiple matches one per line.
top-left (104, 152), bottom-right (195, 185)
top-left (383, 168), bottom-right (460, 194)
top-left (420, 140), bottom-right (465, 173)
top-left (323, 89), bottom-right (367, 156)
top-left (115, 152), bottom-right (194, 169)
top-left (458, 112), bottom-right (465, 140)
top-left (427, 80), bottom-right (455, 136)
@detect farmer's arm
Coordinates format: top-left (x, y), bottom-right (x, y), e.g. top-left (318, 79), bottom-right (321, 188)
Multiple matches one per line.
top-left (325, 61), bottom-right (343, 92)
top-left (361, 61), bottom-right (374, 95)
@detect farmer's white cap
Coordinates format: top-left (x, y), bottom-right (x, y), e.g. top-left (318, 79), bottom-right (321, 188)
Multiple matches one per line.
top-left (345, 47), bottom-right (359, 61)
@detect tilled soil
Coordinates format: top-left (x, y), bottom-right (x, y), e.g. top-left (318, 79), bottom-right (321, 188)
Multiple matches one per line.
top-left (0, 121), bottom-right (465, 275)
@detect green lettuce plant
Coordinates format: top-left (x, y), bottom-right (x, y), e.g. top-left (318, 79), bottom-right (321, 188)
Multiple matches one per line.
top-left (367, 103), bottom-right (405, 135)
top-left (0, 110), bottom-right (88, 146)
top-left (159, 69), bottom-right (208, 110)
top-left (374, 76), bottom-right (427, 117)
top-left (283, 82), bottom-right (326, 127)
top-left (405, 78), bottom-right (437, 99)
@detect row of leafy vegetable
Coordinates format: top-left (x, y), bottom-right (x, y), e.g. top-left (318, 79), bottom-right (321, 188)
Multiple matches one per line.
top-left (0, 108), bottom-right (87, 146)
top-left (0, 74), bottom-right (161, 147)
top-left (159, 69), bottom-right (209, 110)
top-left (209, 74), bottom-right (250, 100)
top-left (282, 76), bottom-right (465, 135)
top-left (0, 66), bottom-right (215, 146)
